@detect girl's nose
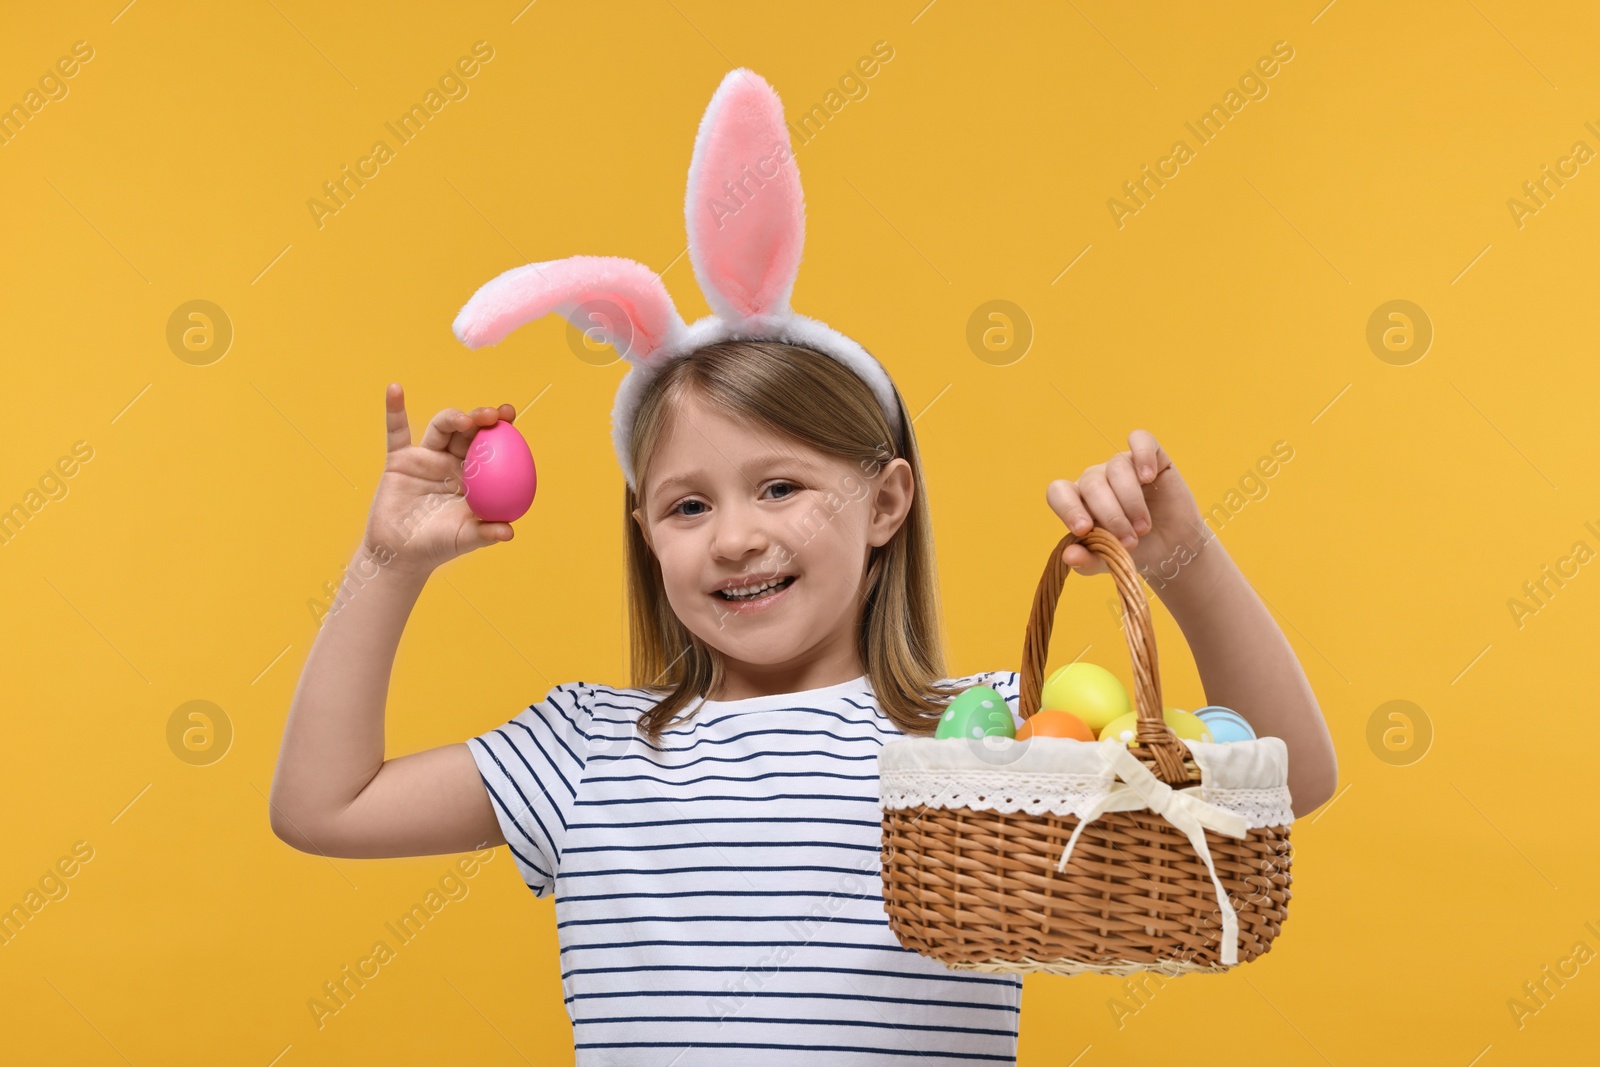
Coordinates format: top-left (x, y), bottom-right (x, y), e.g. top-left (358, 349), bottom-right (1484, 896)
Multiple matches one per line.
top-left (710, 500), bottom-right (770, 560)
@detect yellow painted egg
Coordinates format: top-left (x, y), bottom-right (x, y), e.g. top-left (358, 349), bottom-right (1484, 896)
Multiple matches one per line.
top-left (1039, 662), bottom-right (1131, 734)
top-left (1098, 707), bottom-right (1213, 746)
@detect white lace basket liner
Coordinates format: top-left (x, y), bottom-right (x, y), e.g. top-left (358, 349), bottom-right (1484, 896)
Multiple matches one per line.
top-left (879, 735), bottom-right (1294, 972)
top-left (875, 527), bottom-right (1296, 977)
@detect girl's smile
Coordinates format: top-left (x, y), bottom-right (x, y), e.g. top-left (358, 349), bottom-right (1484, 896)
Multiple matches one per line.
top-left (712, 573), bottom-right (799, 615)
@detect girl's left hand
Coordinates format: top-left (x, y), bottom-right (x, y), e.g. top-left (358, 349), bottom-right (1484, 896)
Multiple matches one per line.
top-left (1045, 429), bottom-right (1202, 577)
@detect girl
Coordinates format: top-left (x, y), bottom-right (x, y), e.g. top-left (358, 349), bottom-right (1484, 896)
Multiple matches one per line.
top-left (270, 70), bottom-right (1336, 1066)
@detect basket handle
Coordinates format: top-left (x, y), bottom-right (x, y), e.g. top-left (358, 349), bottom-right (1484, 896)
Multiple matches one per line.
top-left (1018, 528), bottom-right (1192, 786)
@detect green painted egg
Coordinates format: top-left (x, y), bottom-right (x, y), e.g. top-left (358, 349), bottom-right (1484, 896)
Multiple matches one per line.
top-left (935, 685), bottom-right (1017, 740)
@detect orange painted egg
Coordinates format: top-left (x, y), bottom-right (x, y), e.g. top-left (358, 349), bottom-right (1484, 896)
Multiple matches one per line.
top-left (1015, 709), bottom-right (1095, 741)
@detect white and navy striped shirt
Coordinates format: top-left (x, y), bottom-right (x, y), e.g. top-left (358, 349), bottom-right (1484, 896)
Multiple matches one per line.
top-left (467, 669), bottom-right (1025, 1065)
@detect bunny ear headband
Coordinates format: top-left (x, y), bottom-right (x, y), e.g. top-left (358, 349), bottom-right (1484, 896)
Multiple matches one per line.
top-left (450, 68), bottom-right (905, 495)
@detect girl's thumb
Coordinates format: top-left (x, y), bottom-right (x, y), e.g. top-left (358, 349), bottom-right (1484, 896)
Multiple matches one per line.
top-left (475, 522), bottom-right (514, 544)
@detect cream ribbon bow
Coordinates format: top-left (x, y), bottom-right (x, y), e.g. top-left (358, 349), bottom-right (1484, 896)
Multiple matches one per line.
top-left (1054, 740), bottom-right (1252, 966)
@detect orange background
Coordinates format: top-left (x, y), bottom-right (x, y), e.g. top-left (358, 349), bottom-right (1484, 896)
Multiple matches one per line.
top-left (2, 2), bottom-right (1597, 1064)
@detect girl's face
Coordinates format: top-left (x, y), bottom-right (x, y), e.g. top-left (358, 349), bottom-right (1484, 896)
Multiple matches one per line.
top-left (631, 392), bottom-right (914, 698)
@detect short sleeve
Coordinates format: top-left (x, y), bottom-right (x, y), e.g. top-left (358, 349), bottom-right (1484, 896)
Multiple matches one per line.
top-left (467, 681), bottom-right (595, 898)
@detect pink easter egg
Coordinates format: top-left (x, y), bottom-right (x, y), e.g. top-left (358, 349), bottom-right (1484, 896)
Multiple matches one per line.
top-left (462, 420), bottom-right (536, 523)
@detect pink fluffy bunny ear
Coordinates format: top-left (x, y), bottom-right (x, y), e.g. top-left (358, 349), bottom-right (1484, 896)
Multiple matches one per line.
top-left (452, 255), bottom-right (688, 363)
top-left (685, 70), bottom-right (805, 324)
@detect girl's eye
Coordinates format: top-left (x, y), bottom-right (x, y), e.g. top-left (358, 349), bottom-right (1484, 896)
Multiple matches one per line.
top-left (669, 481), bottom-right (802, 517)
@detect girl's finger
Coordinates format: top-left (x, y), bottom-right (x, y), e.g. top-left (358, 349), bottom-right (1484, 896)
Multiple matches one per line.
top-left (1127, 428), bottom-right (1166, 483)
top-left (446, 407), bottom-right (504, 460)
top-left (1063, 542), bottom-right (1104, 574)
top-left (1077, 469), bottom-right (1139, 548)
top-left (385, 384), bottom-right (412, 454)
top-left (1045, 479), bottom-right (1095, 536)
top-left (499, 403), bottom-right (517, 423)
top-left (1105, 454), bottom-right (1151, 535)
top-left (420, 407), bottom-right (471, 453)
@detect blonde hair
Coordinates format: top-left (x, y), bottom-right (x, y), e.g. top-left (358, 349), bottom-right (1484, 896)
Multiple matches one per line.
top-left (623, 339), bottom-right (964, 741)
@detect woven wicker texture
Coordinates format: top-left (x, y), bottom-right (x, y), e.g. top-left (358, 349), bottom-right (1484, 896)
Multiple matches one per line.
top-left (879, 527), bottom-right (1294, 975)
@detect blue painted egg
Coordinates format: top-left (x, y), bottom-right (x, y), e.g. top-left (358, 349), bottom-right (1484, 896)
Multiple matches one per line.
top-left (1194, 705), bottom-right (1257, 743)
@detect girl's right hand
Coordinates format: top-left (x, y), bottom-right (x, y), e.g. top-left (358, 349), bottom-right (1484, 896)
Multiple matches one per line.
top-left (363, 383), bottom-right (519, 580)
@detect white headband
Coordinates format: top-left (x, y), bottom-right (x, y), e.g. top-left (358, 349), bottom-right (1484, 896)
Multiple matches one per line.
top-left (450, 68), bottom-right (905, 494)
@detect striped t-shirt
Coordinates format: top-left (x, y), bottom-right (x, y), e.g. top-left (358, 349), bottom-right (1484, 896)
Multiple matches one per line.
top-left (467, 669), bottom-right (1026, 1066)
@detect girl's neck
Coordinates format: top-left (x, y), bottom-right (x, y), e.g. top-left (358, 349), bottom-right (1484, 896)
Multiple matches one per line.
top-left (708, 657), bottom-right (867, 702)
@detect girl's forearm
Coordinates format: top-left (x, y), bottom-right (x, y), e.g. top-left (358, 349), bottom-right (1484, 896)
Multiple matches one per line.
top-left (1146, 537), bottom-right (1339, 817)
top-left (269, 543), bottom-right (429, 848)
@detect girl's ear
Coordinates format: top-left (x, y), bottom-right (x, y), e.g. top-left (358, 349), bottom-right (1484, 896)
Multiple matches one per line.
top-left (685, 69), bottom-right (805, 323)
top-left (866, 458), bottom-right (915, 549)
top-left (453, 255), bottom-right (688, 364)
top-left (631, 506), bottom-right (653, 553)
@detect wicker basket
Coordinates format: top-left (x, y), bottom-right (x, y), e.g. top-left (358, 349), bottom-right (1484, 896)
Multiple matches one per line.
top-left (878, 527), bottom-right (1294, 976)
